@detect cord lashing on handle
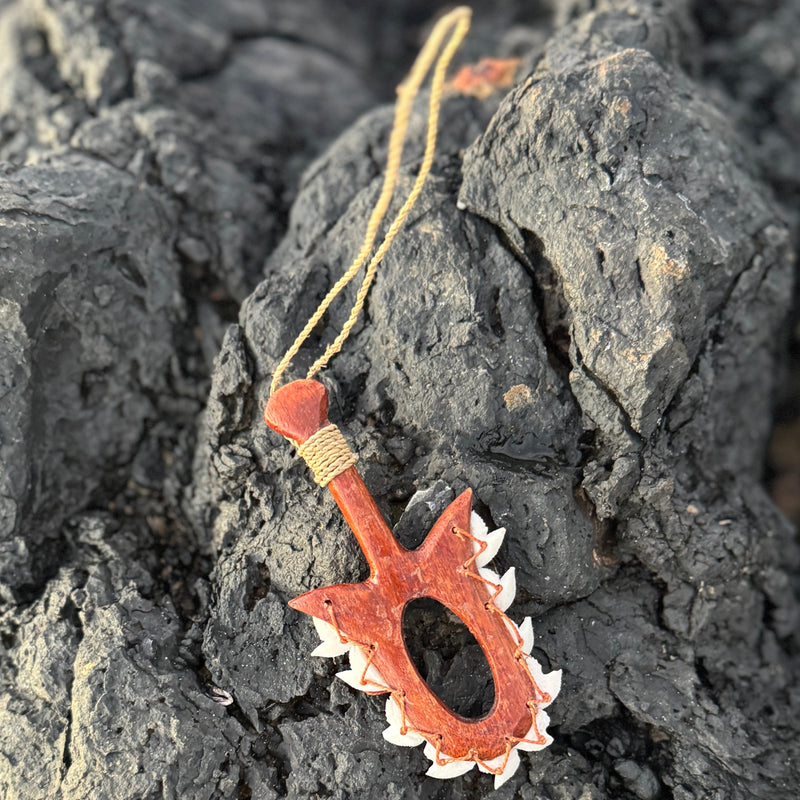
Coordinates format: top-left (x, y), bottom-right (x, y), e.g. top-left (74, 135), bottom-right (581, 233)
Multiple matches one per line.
top-left (296, 424), bottom-right (358, 486)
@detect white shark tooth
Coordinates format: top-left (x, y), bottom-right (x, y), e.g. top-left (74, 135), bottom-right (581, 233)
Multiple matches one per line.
top-left (423, 740), bottom-right (438, 762)
top-left (541, 669), bottom-right (562, 704)
top-left (475, 527), bottom-right (505, 568)
top-left (348, 646), bottom-right (386, 687)
top-left (476, 753), bottom-right (500, 773)
top-left (382, 697), bottom-right (424, 746)
top-left (518, 616), bottom-right (534, 653)
top-left (515, 709), bottom-right (553, 752)
top-left (478, 567), bottom-right (501, 595)
top-left (537, 709), bottom-right (553, 743)
top-left (423, 740), bottom-right (475, 777)
top-left (335, 667), bottom-right (387, 693)
top-left (495, 567), bottom-right (516, 612)
top-left (385, 695), bottom-right (404, 728)
top-left (493, 747), bottom-right (521, 789)
top-left (311, 639), bottom-right (350, 657)
top-left (525, 656), bottom-right (562, 707)
top-left (476, 746), bottom-right (522, 788)
top-left (425, 758), bottom-right (476, 779)
top-left (335, 669), bottom-right (369, 692)
top-left (311, 616), bottom-right (349, 657)
top-left (312, 616), bottom-right (340, 641)
top-left (383, 725), bottom-right (425, 747)
top-left (470, 510), bottom-right (488, 539)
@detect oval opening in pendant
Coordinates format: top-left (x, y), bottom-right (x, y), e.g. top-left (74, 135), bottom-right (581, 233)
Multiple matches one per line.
top-left (402, 597), bottom-right (495, 718)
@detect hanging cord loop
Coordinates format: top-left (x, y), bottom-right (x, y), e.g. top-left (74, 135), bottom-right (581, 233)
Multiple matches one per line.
top-left (270, 6), bottom-right (472, 396)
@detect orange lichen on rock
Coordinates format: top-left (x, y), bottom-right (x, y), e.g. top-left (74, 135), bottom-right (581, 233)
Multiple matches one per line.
top-left (449, 58), bottom-right (521, 99)
top-left (503, 383), bottom-right (533, 411)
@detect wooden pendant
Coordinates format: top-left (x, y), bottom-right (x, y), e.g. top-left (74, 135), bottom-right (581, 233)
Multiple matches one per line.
top-left (265, 379), bottom-right (560, 787)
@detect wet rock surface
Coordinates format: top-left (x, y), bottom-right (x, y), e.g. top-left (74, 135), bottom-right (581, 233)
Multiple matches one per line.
top-left (1, 1), bottom-right (799, 799)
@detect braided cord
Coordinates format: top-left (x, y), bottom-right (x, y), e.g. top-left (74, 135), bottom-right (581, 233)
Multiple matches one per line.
top-left (270, 7), bottom-right (471, 395)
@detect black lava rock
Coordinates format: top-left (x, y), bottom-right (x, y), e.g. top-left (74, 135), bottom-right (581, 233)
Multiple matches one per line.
top-left (1, 1), bottom-right (798, 799)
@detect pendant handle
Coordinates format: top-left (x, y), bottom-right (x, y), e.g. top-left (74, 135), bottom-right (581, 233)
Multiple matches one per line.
top-left (264, 379), bottom-right (330, 444)
top-left (264, 379), bottom-right (403, 565)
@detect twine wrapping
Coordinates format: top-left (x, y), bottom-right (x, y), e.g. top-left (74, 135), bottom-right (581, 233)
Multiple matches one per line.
top-left (296, 424), bottom-right (359, 486)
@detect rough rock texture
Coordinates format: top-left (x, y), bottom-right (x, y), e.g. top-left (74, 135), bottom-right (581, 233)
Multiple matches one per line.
top-left (1, 1), bottom-right (799, 799)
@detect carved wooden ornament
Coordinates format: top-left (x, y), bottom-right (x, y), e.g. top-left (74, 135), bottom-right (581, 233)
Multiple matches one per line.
top-left (265, 379), bottom-right (561, 788)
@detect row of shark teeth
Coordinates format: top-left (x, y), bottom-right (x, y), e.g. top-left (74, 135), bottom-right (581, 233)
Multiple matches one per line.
top-left (470, 511), bottom-right (516, 611)
top-left (382, 693), bottom-right (555, 789)
top-left (309, 510), bottom-right (562, 790)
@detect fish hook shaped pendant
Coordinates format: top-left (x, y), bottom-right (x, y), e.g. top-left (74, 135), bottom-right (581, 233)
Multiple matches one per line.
top-left (265, 379), bottom-right (561, 788)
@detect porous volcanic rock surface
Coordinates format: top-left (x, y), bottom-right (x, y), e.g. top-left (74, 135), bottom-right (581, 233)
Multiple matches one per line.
top-left (1, 1), bottom-right (798, 799)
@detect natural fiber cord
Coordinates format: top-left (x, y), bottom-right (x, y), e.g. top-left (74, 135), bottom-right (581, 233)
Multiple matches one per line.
top-left (270, 6), bottom-right (471, 395)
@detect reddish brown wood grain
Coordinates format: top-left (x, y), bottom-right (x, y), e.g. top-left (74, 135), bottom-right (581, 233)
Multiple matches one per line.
top-left (265, 379), bottom-right (542, 761)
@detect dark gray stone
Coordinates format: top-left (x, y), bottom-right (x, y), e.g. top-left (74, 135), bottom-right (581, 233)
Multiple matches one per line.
top-left (457, 3), bottom-right (800, 798)
top-left (613, 759), bottom-right (660, 800)
top-left (1, 0), bottom-right (799, 799)
top-left (0, 152), bottom-right (182, 601)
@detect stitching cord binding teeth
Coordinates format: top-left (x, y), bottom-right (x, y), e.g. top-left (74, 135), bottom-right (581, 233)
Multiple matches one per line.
top-left (310, 511), bottom-right (562, 788)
